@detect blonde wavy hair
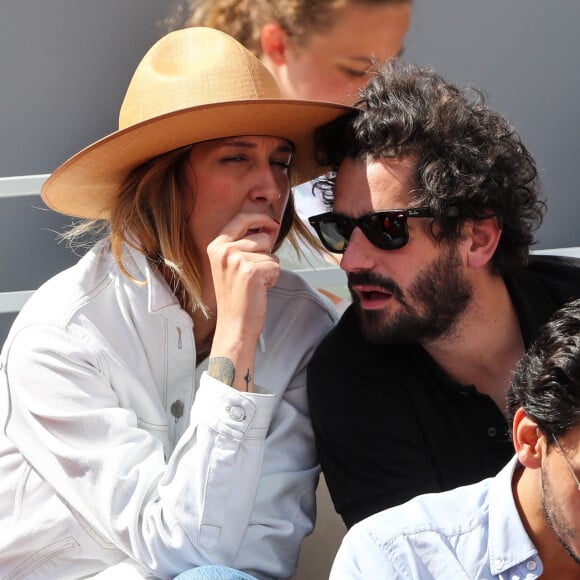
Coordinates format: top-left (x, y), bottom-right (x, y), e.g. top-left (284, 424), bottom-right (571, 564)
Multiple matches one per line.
top-left (162, 0), bottom-right (411, 56)
top-left (63, 145), bottom-right (319, 316)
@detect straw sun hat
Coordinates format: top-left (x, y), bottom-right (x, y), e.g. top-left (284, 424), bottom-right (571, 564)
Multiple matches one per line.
top-left (41, 27), bottom-right (352, 219)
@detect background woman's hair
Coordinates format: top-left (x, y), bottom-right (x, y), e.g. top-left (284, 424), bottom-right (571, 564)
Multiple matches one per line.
top-left (162, 0), bottom-right (411, 56)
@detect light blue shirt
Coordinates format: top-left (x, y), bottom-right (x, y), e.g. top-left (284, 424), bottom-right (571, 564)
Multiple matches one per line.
top-left (330, 456), bottom-right (543, 579)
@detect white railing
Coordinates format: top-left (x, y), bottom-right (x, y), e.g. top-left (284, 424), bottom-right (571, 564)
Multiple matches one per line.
top-left (0, 175), bottom-right (52, 313)
top-left (0, 291), bottom-right (35, 315)
top-left (0, 174), bottom-right (49, 199)
top-left (0, 175), bottom-right (347, 315)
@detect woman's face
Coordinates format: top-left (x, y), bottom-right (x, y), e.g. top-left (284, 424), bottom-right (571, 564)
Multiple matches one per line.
top-left (185, 135), bottom-right (293, 270)
top-left (268, 2), bottom-right (412, 105)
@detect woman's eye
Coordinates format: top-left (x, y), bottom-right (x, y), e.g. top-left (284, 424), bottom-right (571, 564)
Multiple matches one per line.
top-left (220, 153), bottom-right (248, 163)
top-left (339, 66), bottom-right (369, 79)
top-left (272, 160), bottom-right (290, 170)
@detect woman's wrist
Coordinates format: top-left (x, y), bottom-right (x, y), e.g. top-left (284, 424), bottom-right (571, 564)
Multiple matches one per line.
top-left (208, 340), bottom-right (257, 392)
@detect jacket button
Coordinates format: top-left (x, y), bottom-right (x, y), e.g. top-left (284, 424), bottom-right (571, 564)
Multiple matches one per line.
top-left (171, 400), bottom-right (184, 419)
top-left (228, 405), bottom-right (245, 422)
top-left (526, 560), bottom-right (537, 571)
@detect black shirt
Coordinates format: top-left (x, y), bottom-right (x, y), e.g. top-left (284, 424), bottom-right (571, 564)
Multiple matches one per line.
top-left (307, 255), bottom-right (580, 529)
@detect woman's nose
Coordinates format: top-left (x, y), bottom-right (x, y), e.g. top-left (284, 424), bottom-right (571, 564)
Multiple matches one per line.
top-left (250, 187), bottom-right (282, 202)
top-left (249, 167), bottom-right (285, 203)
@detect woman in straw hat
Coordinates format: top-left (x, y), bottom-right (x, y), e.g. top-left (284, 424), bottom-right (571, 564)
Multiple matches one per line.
top-left (0, 27), bottom-right (349, 579)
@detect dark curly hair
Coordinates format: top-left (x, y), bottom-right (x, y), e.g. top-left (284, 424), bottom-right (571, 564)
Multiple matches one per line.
top-left (314, 59), bottom-right (546, 274)
top-left (507, 298), bottom-right (580, 442)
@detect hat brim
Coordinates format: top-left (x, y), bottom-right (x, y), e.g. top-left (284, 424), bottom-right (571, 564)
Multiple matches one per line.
top-left (41, 99), bottom-right (351, 219)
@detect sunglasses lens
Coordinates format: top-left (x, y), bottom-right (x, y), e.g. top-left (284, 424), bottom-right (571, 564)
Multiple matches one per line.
top-left (318, 219), bottom-right (349, 252)
top-left (310, 211), bottom-right (411, 253)
top-left (364, 212), bottom-right (407, 250)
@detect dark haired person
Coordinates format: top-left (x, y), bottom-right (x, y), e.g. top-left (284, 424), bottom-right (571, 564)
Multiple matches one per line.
top-left (330, 298), bottom-right (580, 579)
top-left (307, 59), bottom-right (580, 528)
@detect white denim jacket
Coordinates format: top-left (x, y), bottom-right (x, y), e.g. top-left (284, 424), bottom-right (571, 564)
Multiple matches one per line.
top-left (0, 239), bottom-right (337, 580)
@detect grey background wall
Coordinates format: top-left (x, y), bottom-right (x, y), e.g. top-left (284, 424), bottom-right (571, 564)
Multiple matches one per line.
top-left (1, 0), bottom-right (579, 343)
top-left (405, 0), bottom-right (580, 250)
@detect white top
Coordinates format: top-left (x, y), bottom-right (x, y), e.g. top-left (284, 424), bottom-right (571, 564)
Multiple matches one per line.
top-left (0, 238), bottom-right (337, 580)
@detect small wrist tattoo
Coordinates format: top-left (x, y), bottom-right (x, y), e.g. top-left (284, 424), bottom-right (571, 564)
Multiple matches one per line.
top-left (244, 369), bottom-right (252, 392)
top-left (208, 357), bottom-right (235, 386)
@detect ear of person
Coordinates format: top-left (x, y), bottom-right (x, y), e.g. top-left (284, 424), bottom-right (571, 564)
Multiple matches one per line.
top-left (464, 216), bottom-right (502, 269)
top-left (513, 407), bottom-right (545, 469)
top-left (260, 22), bottom-right (288, 65)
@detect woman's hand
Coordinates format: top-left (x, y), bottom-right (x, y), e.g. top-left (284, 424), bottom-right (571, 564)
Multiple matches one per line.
top-left (206, 212), bottom-right (282, 392)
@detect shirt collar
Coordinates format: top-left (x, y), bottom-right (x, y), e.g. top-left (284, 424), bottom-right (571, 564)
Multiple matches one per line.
top-left (487, 455), bottom-right (540, 575)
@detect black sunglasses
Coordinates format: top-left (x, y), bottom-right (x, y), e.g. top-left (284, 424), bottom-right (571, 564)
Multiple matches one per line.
top-left (309, 207), bottom-right (459, 253)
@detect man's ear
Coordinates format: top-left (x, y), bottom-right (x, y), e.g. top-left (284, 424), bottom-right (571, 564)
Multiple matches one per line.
top-left (513, 407), bottom-right (545, 469)
top-left (463, 216), bottom-right (502, 269)
top-left (260, 22), bottom-right (288, 65)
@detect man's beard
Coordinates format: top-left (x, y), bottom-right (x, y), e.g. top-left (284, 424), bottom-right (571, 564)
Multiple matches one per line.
top-left (348, 246), bottom-right (473, 345)
top-left (541, 463), bottom-right (580, 566)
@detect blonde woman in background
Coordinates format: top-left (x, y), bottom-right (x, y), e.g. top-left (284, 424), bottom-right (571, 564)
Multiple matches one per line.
top-left (164, 0), bottom-right (412, 105)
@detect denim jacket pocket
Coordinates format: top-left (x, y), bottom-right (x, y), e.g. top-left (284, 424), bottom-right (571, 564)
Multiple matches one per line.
top-left (4, 536), bottom-right (79, 580)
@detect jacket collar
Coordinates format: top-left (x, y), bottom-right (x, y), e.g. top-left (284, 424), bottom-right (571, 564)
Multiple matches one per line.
top-left (120, 243), bottom-right (181, 313)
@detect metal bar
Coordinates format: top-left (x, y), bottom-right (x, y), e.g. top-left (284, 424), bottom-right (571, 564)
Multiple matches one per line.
top-left (0, 291), bottom-right (34, 314)
top-left (294, 266), bottom-right (346, 288)
top-left (0, 174), bottom-right (48, 198)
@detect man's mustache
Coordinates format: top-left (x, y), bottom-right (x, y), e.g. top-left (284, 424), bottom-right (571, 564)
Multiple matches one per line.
top-left (347, 271), bottom-right (404, 302)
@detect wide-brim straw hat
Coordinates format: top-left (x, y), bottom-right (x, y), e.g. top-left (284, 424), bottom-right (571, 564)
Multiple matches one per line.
top-left (41, 27), bottom-right (352, 219)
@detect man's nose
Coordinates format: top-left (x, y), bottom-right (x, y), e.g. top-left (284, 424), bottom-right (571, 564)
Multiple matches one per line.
top-left (340, 227), bottom-right (377, 272)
